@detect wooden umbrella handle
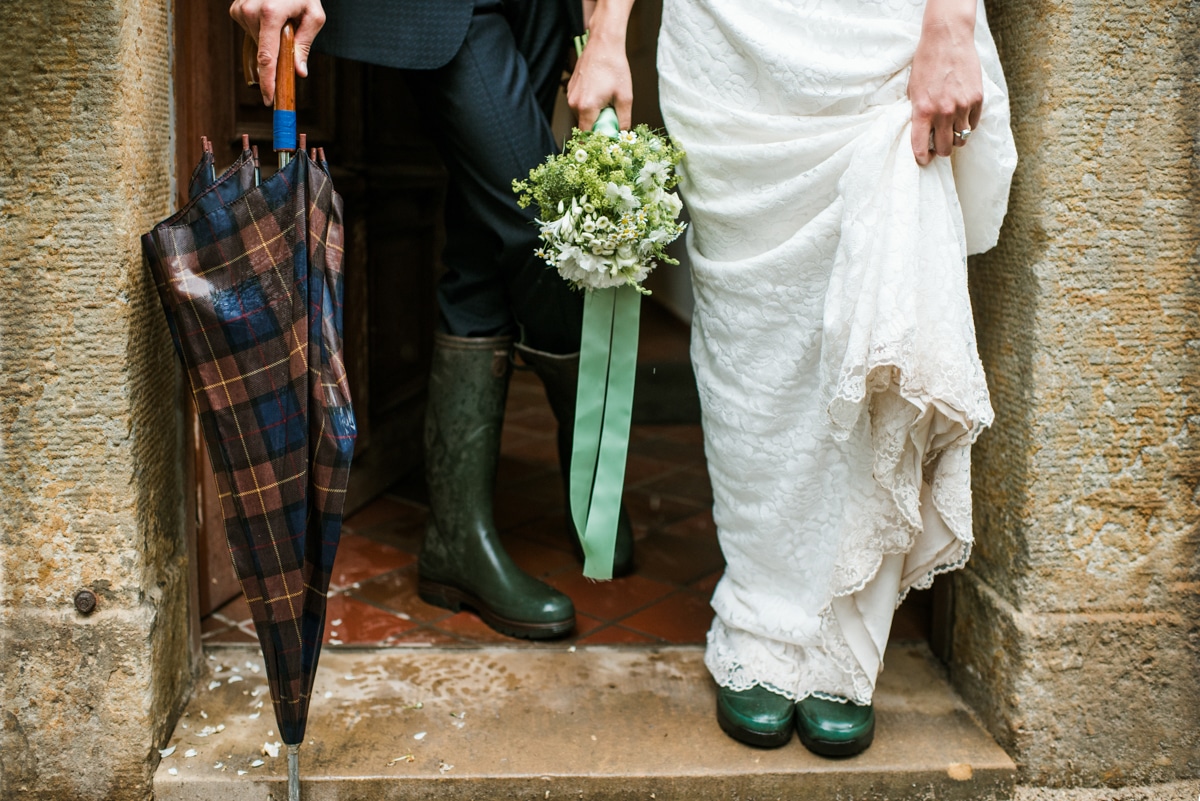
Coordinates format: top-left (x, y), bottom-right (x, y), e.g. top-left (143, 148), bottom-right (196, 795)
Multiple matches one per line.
top-left (273, 23), bottom-right (297, 159)
top-left (276, 23), bottom-right (296, 114)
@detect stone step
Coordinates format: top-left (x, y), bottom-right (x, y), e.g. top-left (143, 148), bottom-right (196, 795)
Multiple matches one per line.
top-left (154, 643), bottom-right (1016, 801)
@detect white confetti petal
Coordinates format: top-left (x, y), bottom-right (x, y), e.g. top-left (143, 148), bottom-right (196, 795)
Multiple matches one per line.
top-left (208, 681), bottom-right (222, 690)
top-left (262, 741), bottom-right (281, 758)
top-left (159, 746), bottom-right (176, 758)
top-left (249, 711), bottom-right (261, 720)
top-left (184, 749), bottom-right (197, 758)
top-left (237, 770), bottom-right (248, 776)
top-left (168, 768), bottom-right (178, 776)
top-left (214, 762), bottom-right (224, 769)
top-left (200, 711), bottom-right (208, 719)
top-left (227, 675), bottom-right (244, 684)
top-left (330, 619), bottom-right (343, 626)
top-left (413, 732), bottom-right (427, 740)
top-left (250, 759), bottom-right (265, 768)
top-left (324, 691), bottom-right (333, 699)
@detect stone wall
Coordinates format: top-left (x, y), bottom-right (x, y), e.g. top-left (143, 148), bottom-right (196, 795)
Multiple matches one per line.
top-left (958, 0), bottom-right (1200, 786)
top-left (0, 1), bottom-right (191, 799)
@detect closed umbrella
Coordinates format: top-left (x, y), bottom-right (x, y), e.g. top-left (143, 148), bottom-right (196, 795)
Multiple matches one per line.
top-left (141, 26), bottom-right (353, 800)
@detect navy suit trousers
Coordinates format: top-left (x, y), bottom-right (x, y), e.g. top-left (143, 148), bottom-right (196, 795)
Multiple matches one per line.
top-left (405, 0), bottom-right (584, 354)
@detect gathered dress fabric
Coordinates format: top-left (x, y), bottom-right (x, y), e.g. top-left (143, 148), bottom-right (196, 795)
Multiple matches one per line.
top-left (656, 0), bottom-right (1017, 704)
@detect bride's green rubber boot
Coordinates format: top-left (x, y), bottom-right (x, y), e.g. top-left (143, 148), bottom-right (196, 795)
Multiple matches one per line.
top-left (795, 696), bottom-right (875, 757)
top-left (514, 342), bottom-right (635, 577)
top-left (715, 685), bottom-right (795, 748)
top-left (418, 333), bottom-right (575, 639)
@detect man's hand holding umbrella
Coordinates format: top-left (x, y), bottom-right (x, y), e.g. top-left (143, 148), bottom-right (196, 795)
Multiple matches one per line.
top-left (231, 0), bottom-right (326, 105)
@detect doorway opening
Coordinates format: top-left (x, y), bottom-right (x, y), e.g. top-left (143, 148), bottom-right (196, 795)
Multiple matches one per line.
top-left (181, 0), bottom-right (944, 669)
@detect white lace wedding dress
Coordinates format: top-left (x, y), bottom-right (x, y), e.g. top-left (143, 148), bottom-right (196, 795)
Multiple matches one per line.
top-left (657, 0), bottom-right (1017, 704)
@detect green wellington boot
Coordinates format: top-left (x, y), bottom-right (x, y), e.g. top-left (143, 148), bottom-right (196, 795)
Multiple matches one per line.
top-left (514, 342), bottom-right (635, 577)
top-left (418, 333), bottom-right (575, 639)
top-left (715, 685), bottom-right (795, 748)
top-left (795, 696), bottom-right (876, 757)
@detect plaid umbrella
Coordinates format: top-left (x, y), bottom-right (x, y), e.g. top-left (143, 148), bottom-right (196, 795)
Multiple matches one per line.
top-left (142, 124), bottom-right (354, 794)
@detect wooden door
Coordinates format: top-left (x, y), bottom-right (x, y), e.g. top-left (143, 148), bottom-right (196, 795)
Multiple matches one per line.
top-left (174, 0), bottom-right (442, 618)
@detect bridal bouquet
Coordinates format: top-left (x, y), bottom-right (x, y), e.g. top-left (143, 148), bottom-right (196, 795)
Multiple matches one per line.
top-left (513, 123), bottom-right (686, 292)
top-left (510, 38), bottom-right (687, 582)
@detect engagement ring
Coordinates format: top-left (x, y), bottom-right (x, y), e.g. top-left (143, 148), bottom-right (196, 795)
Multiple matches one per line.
top-left (954, 127), bottom-right (973, 142)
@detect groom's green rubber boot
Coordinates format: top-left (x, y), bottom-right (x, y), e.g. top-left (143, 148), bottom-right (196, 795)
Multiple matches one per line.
top-left (514, 342), bottom-right (635, 577)
top-left (418, 333), bottom-right (575, 639)
top-left (716, 685), bottom-right (795, 748)
top-left (795, 696), bottom-right (875, 757)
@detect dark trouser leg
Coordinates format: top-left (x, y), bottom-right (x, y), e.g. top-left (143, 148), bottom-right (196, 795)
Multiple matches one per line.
top-left (406, 0), bottom-right (583, 354)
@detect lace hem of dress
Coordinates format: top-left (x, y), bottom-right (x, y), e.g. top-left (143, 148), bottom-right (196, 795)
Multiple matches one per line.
top-left (708, 358), bottom-right (984, 705)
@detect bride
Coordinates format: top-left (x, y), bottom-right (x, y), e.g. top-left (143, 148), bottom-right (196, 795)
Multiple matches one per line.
top-left (571, 0), bottom-right (1016, 755)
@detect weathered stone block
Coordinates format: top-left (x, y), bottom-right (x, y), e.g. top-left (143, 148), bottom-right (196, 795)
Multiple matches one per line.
top-left (953, 569), bottom-right (1200, 787)
top-left (0, 1), bottom-right (190, 799)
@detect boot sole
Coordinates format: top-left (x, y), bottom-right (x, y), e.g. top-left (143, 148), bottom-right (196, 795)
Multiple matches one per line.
top-left (418, 579), bottom-right (575, 640)
top-left (715, 699), bottom-right (794, 749)
top-left (796, 722), bottom-right (875, 758)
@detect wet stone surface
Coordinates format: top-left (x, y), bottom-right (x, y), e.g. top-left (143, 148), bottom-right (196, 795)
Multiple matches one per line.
top-left (154, 643), bottom-right (1015, 800)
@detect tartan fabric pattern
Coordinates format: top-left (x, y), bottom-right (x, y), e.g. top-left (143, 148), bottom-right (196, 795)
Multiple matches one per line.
top-left (142, 150), bottom-right (355, 746)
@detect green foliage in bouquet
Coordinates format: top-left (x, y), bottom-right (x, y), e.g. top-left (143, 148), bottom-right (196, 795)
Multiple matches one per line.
top-left (513, 124), bottom-right (686, 292)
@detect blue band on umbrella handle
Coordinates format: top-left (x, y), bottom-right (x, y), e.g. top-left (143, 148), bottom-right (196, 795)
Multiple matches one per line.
top-left (274, 110), bottom-right (297, 152)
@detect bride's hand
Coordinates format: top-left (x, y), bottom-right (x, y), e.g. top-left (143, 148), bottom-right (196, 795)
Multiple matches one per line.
top-left (568, 0), bottom-right (635, 130)
top-left (907, 0), bottom-right (982, 165)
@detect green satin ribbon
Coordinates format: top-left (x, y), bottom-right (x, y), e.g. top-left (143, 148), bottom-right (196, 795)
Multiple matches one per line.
top-left (571, 284), bottom-right (641, 580)
top-left (566, 35), bottom-right (639, 579)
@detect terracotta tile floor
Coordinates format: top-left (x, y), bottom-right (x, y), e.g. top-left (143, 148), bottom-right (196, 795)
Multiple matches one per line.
top-left (203, 302), bottom-right (932, 648)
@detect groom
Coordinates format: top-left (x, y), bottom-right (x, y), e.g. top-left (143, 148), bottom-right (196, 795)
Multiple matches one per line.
top-left (230, 0), bottom-right (635, 639)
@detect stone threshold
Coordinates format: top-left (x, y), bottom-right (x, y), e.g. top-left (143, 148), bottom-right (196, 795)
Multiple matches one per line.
top-left (154, 643), bottom-right (1015, 801)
